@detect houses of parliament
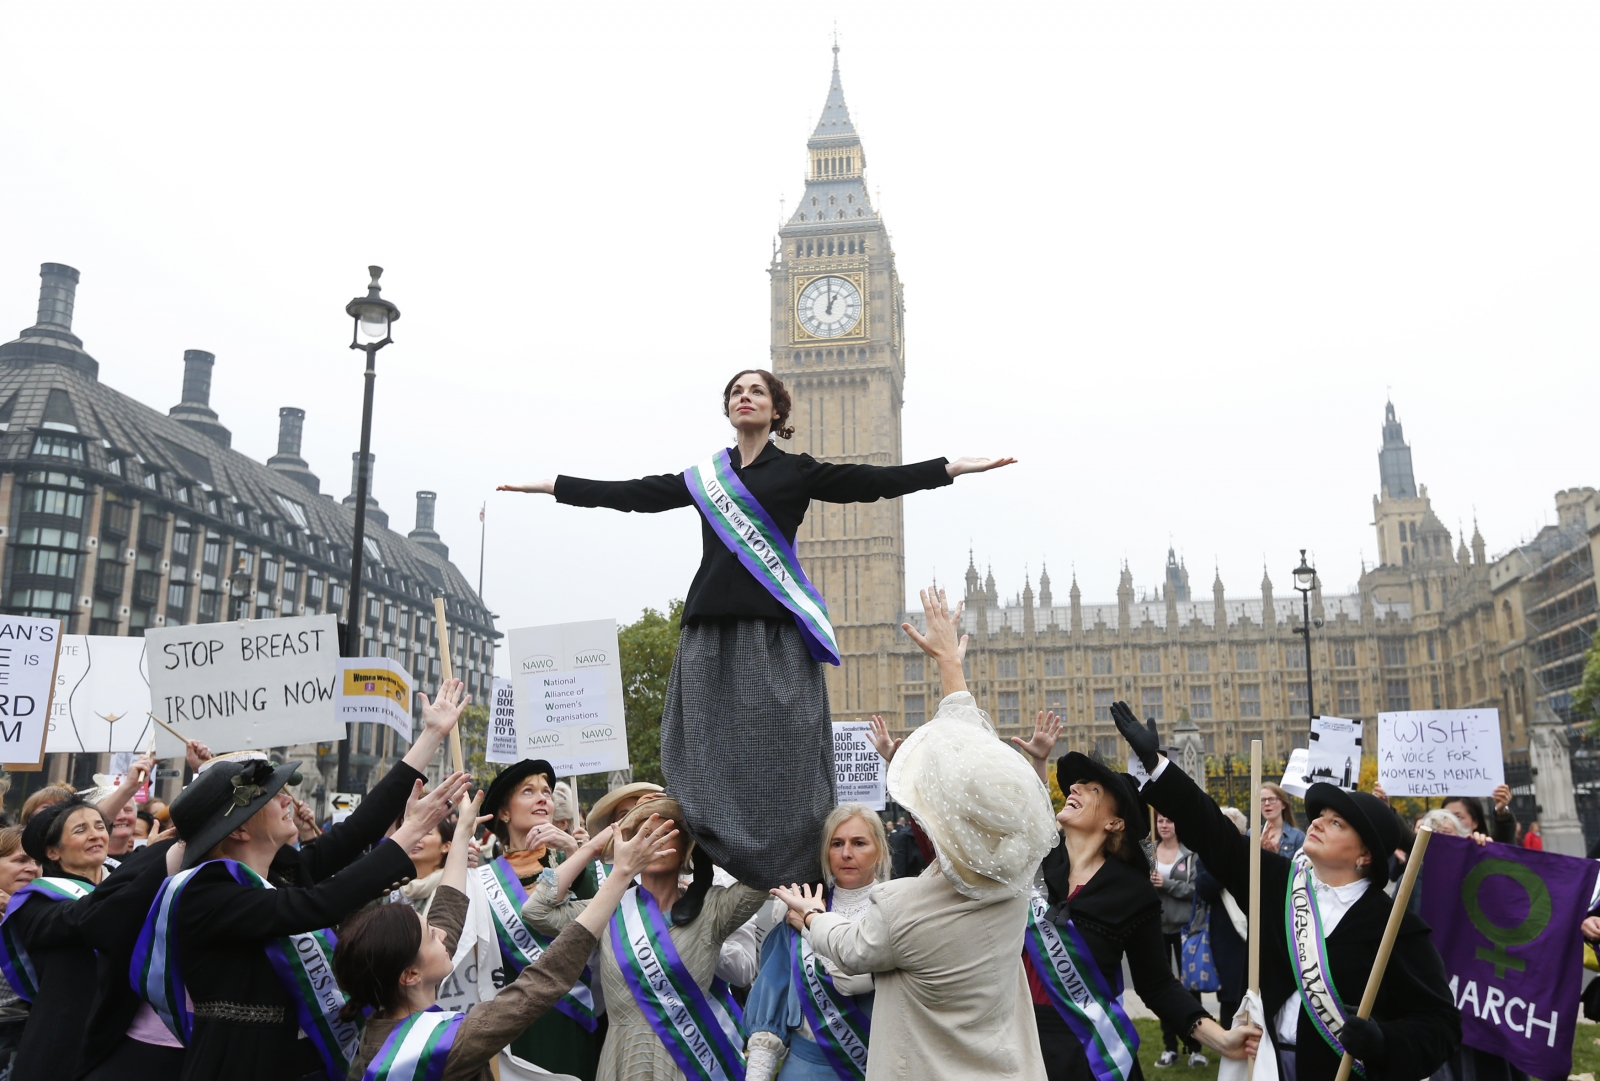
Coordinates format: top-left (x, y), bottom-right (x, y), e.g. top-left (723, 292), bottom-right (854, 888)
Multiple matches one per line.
top-left (770, 48), bottom-right (1600, 763)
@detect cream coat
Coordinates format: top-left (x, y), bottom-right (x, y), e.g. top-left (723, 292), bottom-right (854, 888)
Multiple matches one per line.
top-left (804, 866), bottom-right (1047, 1081)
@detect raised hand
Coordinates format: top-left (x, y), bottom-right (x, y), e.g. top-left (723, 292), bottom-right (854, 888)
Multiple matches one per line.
top-left (185, 739), bottom-right (213, 772)
top-left (770, 881), bottom-right (827, 931)
top-left (294, 798), bottom-right (322, 841)
top-left (945, 457), bottom-right (1017, 477)
top-left (901, 586), bottom-right (963, 661)
top-left (452, 793), bottom-right (491, 847)
top-left (524, 820), bottom-right (580, 855)
top-left (496, 480), bottom-right (555, 495)
top-left (405, 772), bottom-right (472, 835)
top-left (1012, 711), bottom-right (1062, 763)
top-left (419, 679), bottom-right (470, 739)
top-left (1491, 783), bottom-right (1512, 812)
top-left (130, 750), bottom-right (157, 784)
top-left (612, 814), bottom-right (679, 878)
top-left (1110, 700), bottom-right (1160, 772)
top-left (867, 715), bottom-right (902, 764)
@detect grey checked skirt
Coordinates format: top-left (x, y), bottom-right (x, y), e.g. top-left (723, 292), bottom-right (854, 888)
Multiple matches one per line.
top-left (660, 618), bottom-right (834, 888)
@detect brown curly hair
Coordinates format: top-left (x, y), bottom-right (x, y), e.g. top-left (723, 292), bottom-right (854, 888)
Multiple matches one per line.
top-left (722, 369), bottom-right (795, 440)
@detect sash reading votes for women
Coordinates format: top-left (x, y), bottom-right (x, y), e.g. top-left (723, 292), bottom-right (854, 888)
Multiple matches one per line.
top-left (130, 859), bottom-right (361, 1081)
top-left (1285, 858), bottom-right (1365, 1079)
top-left (613, 886), bottom-right (748, 1081)
top-left (0, 877), bottom-right (94, 1001)
top-left (1023, 889), bottom-right (1140, 1081)
top-left (478, 857), bottom-right (597, 1031)
top-left (685, 448), bottom-right (840, 666)
top-left (361, 1007), bottom-right (465, 1081)
top-left (787, 911), bottom-right (872, 1081)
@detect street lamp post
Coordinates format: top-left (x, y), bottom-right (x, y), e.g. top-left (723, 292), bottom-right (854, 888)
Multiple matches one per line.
top-left (228, 554), bottom-right (252, 621)
top-left (1292, 549), bottom-right (1319, 722)
top-left (337, 267), bottom-right (400, 795)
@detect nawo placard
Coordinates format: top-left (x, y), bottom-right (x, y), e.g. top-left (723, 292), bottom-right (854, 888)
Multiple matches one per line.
top-left (145, 614), bottom-right (344, 756)
top-left (0, 615), bottom-right (63, 770)
top-left (507, 620), bottom-right (629, 775)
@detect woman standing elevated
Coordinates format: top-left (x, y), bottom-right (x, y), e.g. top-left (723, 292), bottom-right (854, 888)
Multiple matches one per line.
top-left (500, 368), bottom-right (1011, 913)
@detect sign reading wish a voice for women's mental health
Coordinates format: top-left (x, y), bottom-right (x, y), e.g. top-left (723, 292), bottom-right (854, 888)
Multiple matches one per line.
top-left (1377, 708), bottom-right (1504, 798)
top-left (508, 620), bottom-right (629, 775)
top-left (145, 614), bottom-right (344, 756)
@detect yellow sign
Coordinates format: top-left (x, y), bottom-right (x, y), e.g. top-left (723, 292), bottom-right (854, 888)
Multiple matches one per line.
top-left (342, 668), bottom-right (409, 708)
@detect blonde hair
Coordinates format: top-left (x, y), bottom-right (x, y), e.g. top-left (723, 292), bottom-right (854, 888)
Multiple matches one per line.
top-left (551, 781), bottom-right (579, 830)
top-left (21, 785), bottom-right (77, 824)
top-left (820, 804), bottom-right (891, 886)
top-left (1221, 807), bottom-right (1248, 834)
top-left (0, 825), bottom-right (24, 860)
top-left (616, 795), bottom-right (695, 871)
top-left (1419, 809), bottom-right (1467, 837)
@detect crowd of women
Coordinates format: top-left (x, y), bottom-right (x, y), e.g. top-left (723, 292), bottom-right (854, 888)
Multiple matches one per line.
top-left (0, 367), bottom-right (1564, 1081)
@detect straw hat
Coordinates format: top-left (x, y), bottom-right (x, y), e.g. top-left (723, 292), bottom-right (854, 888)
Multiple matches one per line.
top-left (585, 782), bottom-right (665, 838)
top-left (885, 691), bottom-right (1059, 900)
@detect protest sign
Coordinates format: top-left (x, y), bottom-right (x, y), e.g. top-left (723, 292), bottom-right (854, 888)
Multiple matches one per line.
top-left (336, 657), bottom-right (414, 746)
top-left (831, 721), bottom-right (886, 809)
top-left (0, 615), bottom-right (62, 770)
top-left (49, 635), bottom-right (152, 754)
top-left (1279, 747), bottom-right (1310, 798)
top-left (1419, 833), bottom-right (1597, 1079)
top-left (485, 677), bottom-right (519, 764)
top-left (145, 614), bottom-right (343, 757)
top-left (1306, 714), bottom-right (1362, 791)
top-left (1378, 709), bottom-right (1503, 797)
top-left (507, 620), bottom-right (629, 775)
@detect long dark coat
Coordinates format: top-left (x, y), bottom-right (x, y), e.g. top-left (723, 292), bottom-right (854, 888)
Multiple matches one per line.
top-left (5, 868), bottom-right (99, 1080)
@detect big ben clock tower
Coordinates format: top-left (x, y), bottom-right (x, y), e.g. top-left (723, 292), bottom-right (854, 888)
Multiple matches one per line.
top-left (770, 45), bottom-right (909, 726)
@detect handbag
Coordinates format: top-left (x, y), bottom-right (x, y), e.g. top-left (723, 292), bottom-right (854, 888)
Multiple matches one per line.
top-left (1180, 895), bottom-right (1220, 993)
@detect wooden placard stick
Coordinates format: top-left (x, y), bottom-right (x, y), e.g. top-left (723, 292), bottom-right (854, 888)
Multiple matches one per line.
top-left (1247, 739), bottom-right (1263, 1080)
top-left (146, 712), bottom-right (189, 744)
top-left (1332, 825), bottom-right (1434, 1081)
top-left (433, 597), bottom-right (465, 774)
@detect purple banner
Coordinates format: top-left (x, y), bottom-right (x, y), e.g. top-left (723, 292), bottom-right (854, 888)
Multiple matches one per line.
top-left (1419, 833), bottom-right (1598, 1081)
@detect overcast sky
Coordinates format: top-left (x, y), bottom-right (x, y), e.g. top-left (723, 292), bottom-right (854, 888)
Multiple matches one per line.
top-left (2, 3), bottom-right (1595, 665)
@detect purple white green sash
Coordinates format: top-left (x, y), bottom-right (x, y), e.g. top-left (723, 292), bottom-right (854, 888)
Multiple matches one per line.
top-left (1023, 889), bottom-right (1139, 1081)
top-left (477, 857), bottom-right (597, 1031)
top-left (361, 1008), bottom-right (464, 1081)
top-left (129, 859), bottom-right (361, 1081)
top-left (684, 448), bottom-right (839, 666)
top-left (789, 921), bottom-right (871, 1081)
top-left (1286, 859), bottom-right (1366, 1078)
top-left (0, 877), bottom-right (93, 1001)
top-left (612, 886), bottom-right (747, 1081)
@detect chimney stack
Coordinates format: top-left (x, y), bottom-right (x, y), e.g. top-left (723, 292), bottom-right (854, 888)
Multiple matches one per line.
top-left (168, 349), bottom-right (232, 447)
top-left (408, 491), bottom-right (449, 559)
top-left (342, 452), bottom-right (387, 530)
top-left (266, 406), bottom-right (320, 493)
top-left (0, 262), bottom-right (99, 378)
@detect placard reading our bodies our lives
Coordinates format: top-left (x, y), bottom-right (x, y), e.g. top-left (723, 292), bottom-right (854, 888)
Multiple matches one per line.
top-left (49, 635), bottom-right (154, 755)
top-left (508, 620), bottom-right (629, 775)
top-left (832, 721), bottom-right (886, 810)
top-left (1378, 708), bottom-right (1504, 797)
top-left (146, 614), bottom-right (344, 757)
top-left (485, 677), bottom-right (519, 764)
top-left (0, 615), bottom-right (63, 770)
top-left (335, 657), bottom-right (414, 747)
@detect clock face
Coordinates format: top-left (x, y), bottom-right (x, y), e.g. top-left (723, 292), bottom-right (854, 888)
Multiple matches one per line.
top-left (797, 276), bottom-right (863, 338)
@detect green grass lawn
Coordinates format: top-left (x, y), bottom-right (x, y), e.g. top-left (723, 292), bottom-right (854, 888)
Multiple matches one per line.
top-left (1129, 1017), bottom-right (1600, 1080)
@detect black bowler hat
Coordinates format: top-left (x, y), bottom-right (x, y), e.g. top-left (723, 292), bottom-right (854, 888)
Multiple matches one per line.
top-left (169, 758), bottom-right (302, 869)
top-left (483, 759), bottom-right (556, 841)
top-left (1304, 782), bottom-right (1405, 880)
top-left (1057, 752), bottom-right (1151, 848)
top-left (22, 797), bottom-right (99, 866)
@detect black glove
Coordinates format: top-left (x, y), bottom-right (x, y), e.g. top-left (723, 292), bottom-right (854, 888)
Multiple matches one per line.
top-left (1110, 701), bottom-right (1160, 772)
top-left (1339, 1017), bottom-right (1385, 1065)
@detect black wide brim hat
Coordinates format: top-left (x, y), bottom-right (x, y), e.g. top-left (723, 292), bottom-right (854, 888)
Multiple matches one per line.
top-left (1304, 782), bottom-right (1404, 867)
top-left (169, 758), bottom-right (303, 869)
top-left (483, 759), bottom-right (557, 823)
top-left (1057, 752), bottom-right (1151, 840)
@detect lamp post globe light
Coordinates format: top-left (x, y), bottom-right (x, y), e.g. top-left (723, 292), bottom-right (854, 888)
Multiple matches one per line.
top-left (229, 554), bottom-right (253, 621)
top-left (338, 266), bottom-right (400, 795)
top-left (1292, 549), bottom-right (1318, 723)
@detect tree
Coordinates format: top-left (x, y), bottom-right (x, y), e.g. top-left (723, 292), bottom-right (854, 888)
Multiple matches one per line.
top-left (1577, 628), bottom-right (1600, 732)
top-left (457, 702), bottom-right (492, 782)
top-left (603, 599), bottom-right (684, 787)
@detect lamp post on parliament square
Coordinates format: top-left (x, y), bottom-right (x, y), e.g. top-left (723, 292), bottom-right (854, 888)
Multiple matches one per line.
top-left (337, 266), bottom-right (400, 795)
top-left (1292, 549), bottom-right (1319, 722)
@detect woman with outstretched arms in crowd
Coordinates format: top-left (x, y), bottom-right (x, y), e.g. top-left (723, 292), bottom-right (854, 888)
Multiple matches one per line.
top-left (1110, 701), bottom-right (1460, 1081)
top-left (335, 793), bottom-right (681, 1081)
top-left (499, 368), bottom-right (1012, 916)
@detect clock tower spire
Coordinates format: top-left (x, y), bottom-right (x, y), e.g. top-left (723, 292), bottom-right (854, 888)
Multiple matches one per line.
top-left (770, 44), bottom-right (907, 726)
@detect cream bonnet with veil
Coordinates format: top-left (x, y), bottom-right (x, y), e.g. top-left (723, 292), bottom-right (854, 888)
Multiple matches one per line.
top-left (886, 689), bottom-right (1059, 900)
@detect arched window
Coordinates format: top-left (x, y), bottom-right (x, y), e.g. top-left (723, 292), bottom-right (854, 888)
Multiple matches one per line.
top-left (848, 239), bottom-right (855, 254)
top-left (847, 193), bottom-right (854, 204)
top-left (829, 195), bottom-right (836, 206)
top-left (798, 213), bottom-right (806, 222)
top-left (1503, 601), bottom-right (1516, 639)
top-left (838, 210), bottom-right (845, 219)
top-left (812, 197), bottom-right (819, 207)
top-left (827, 239), bottom-right (835, 255)
top-left (1402, 546), bottom-right (1410, 566)
top-left (795, 243), bottom-right (802, 258)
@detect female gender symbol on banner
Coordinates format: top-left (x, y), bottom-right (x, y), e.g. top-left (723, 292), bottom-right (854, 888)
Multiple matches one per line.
top-left (1462, 858), bottom-right (1552, 978)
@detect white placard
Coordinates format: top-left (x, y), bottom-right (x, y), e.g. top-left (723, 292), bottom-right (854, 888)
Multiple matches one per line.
top-left (485, 678), bottom-right (519, 764)
top-left (1127, 754), bottom-right (1151, 787)
top-left (336, 657), bottom-right (414, 747)
top-left (1378, 708), bottom-right (1504, 797)
top-left (832, 721), bottom-right (886, 810)
top-left (48, 634), bottom-right (152, 754)
top-left (1306, 715), bottom-right (1363, 792)
top-left (145, 615), bottom-right (343, 757)
top-left (1280, 747), bottom-right (1310, 798)
top-left (507, 620), bottom-right (629, 775)
top-left (0, 616), bottom-right (63, 769)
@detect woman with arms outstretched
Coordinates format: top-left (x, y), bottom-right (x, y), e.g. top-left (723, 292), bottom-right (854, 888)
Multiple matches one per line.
top-left (500, 368), bottom-right (1012, 919)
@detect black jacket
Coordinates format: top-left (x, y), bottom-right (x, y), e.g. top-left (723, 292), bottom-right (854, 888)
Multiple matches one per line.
top-left (555, 443), bottom-right (951, 623)
top-left (171, 760), bottom-right (424, 1081)
top-left (1143, 764), bottom-right (1460, 1081)
top-left (5, 869), bottom-right (99, 1081)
